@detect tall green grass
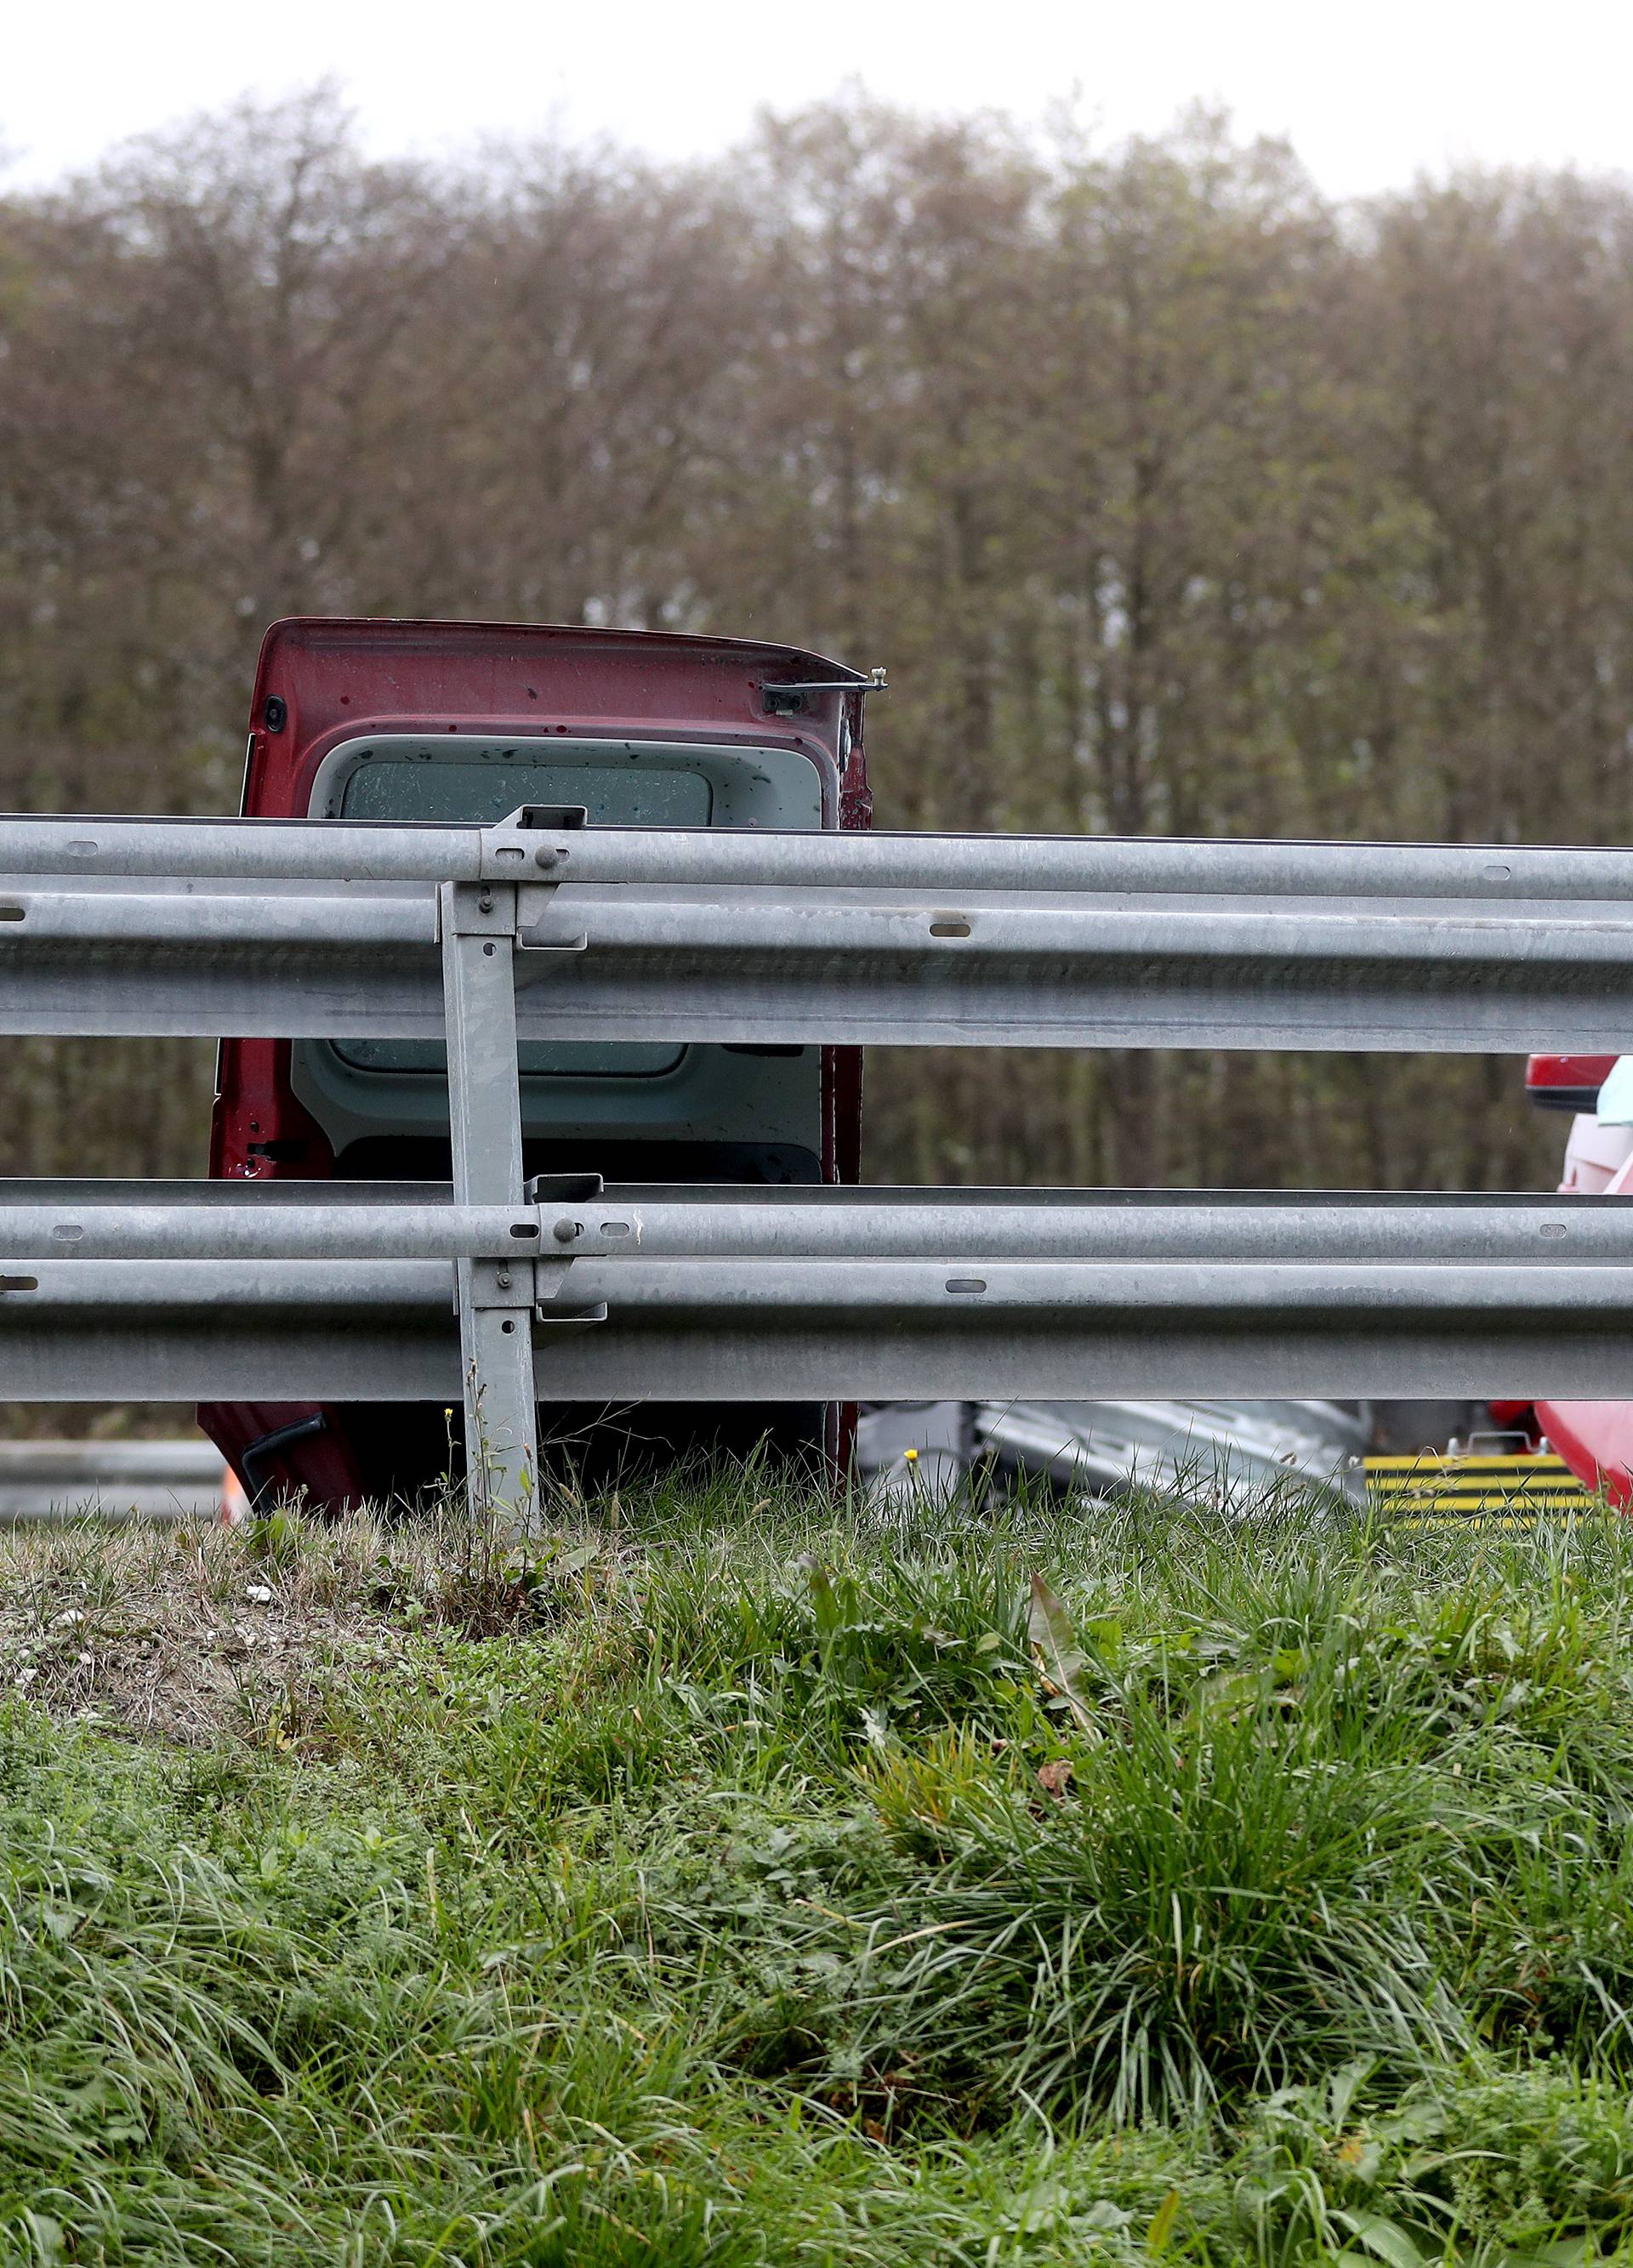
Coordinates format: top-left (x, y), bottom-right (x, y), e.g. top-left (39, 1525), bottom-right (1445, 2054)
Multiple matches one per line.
top-left (7, 1478), bottom-right (1633, 2258)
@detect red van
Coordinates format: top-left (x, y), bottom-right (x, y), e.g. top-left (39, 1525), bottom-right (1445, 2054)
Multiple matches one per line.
top-left (198, 617), bottom-right (873, 1511)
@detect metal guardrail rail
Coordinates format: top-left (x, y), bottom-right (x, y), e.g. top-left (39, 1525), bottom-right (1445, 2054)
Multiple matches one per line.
top-left (5, 804), bottom-right (1633, 1508)
top-left (2, 1185), bottom-right (1631, 1407)
top-left (10, 810), bottom-right (1633, 1049)
top-left (0, 1441), bottom-right (226, 1522)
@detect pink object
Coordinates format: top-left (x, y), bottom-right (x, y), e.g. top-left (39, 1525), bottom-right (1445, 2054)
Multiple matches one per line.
top-left (1522, 1108), bottom-right (1633, 1506)
top-left (1558, 1115), bottom-right (1633, 1193)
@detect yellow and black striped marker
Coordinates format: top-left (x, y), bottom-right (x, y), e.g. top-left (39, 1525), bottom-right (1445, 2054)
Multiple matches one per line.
top-left (1365, 1451), bottom-right (1602, 1524)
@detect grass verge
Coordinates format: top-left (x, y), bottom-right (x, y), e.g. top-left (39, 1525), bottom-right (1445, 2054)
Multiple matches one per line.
top-left (2, 1472), bottom-right (1633, 2259)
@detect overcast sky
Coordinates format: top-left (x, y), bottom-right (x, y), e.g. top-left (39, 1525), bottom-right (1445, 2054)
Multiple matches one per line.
top-left (5, 0), bottom-right (1632, 199)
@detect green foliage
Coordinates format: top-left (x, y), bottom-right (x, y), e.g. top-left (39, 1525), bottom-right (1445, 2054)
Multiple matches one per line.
top-left (8, 1486), bottom-right (1633, 2257)
top-left (0, 94), bottom-right (1596, 1206)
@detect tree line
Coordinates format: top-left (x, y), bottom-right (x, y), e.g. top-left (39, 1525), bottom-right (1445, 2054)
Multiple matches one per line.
top-left (6, 87), bottom-right (1625, 1193)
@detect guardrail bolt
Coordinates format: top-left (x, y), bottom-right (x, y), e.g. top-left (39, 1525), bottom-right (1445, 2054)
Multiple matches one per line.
top-left (552, 1218), bottom-right (579, 1244)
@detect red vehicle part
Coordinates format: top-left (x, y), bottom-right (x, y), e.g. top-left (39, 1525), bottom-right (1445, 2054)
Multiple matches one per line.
top-left (199, 617), bottom-right (873, 1511)
top-left (1524, 1054), bottom-right (1618, 1112)
top-left (1516, 1402), bottom-right (1633, 1509)
top-left (1499, 1060), bottom-right (1633, 1508)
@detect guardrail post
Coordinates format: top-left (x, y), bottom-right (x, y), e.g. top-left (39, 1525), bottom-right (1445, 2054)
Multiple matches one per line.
top-left (438, 880), bottom-right (538, 1520)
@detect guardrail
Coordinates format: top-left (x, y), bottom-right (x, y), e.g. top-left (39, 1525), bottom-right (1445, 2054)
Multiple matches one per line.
top-left (4, 804), bottom-right (1633, 1509)
top-left (0, 1440), bottom-right (227, 1522)
top-left (9, 810), bottom-right (1633, 1049)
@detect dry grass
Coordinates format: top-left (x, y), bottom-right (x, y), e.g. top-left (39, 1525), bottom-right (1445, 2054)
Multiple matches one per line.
top-left (0, 1502), bottom-right (546, 1742)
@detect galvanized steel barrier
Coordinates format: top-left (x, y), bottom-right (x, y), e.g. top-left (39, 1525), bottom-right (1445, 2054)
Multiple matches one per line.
top-left (4, 803), bottom-right (1633, 1509)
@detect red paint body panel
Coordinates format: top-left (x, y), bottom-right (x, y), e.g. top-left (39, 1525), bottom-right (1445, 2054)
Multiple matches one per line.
top-left (208, 1041), bottom-right (335, 1181)
top-left (1525, 1401), bottom-right (1633, 1509)
top-left (237, 615), bottom-right (874, 832)
top-left (201, 617), bottom-right (873, 1509)
top-left (1525, 1053), bottom-right (1618, 1112)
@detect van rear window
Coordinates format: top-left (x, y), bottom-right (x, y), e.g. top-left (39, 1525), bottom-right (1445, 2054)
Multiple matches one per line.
top-left (338, 759), bottom-right (712, 828)
top-left (333, 755), bottom-right (708, 1077)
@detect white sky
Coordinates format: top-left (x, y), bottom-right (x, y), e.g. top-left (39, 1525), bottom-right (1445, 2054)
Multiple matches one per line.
top-left (4, 0), bottom-right (1632, 199)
